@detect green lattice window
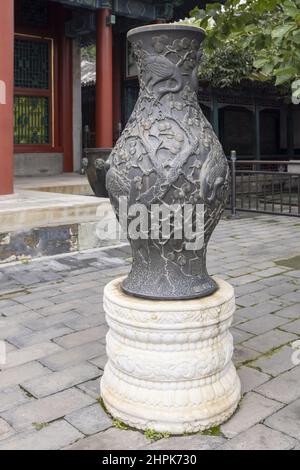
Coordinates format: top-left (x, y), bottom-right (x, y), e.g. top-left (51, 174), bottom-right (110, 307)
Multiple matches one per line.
top-left (14, 96), bottom-right (49, 145)
top-left (14, 39), bottom-right (49, 89)
top-left (14, 34), bottom-right (52, 146)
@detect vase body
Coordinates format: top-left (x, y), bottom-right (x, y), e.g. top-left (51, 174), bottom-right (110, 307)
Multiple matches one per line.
top-left (106, 24), bottom-right (229, 300)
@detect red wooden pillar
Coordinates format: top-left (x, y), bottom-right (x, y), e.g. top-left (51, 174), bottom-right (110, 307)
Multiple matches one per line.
top-left (0, 0), bottom-right (14, 195)
top-left (58, 6), bottom-right (73, 172)
top-left (96, 8), bottom-right (113, 148)
top-left (113, 34), bottom-right (122, 142)
top-left (61, 36), bottom-right (73, 172)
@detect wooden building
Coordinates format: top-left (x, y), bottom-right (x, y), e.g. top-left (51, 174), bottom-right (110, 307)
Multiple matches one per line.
top-left (0, 0), bottom-right (183, 196)
top-left (0, 0), bottom-right (299, 197)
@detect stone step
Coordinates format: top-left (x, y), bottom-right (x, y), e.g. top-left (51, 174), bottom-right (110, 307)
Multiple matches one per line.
top-left (0, 190), bottom-right (118, 264)
top-left (15, 173), bottom-right (93, 196)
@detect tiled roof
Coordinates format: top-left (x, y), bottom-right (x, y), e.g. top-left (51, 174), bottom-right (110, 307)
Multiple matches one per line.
top-left (81, 59), bottom-right (96, 86)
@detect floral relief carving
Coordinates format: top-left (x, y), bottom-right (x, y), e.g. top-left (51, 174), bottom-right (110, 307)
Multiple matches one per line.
top-left (106, 25), bottom-right (230, 300)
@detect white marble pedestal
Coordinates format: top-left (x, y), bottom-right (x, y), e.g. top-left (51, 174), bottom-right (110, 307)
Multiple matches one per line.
top-left (100, 276), bottom-right (241, 434)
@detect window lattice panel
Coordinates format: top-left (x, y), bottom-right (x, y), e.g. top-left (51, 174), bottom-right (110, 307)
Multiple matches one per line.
top-left (14, 96), bottom-right (49, 145)
top-left (14, 39), bottom-right (50, 90)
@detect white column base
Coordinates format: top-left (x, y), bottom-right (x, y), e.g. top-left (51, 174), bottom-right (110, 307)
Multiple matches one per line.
top-left (100, 276), bottom-right (241, 434)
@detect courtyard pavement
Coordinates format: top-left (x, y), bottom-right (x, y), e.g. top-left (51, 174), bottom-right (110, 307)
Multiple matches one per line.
top-left (0, 214), bottom-right (299, 450)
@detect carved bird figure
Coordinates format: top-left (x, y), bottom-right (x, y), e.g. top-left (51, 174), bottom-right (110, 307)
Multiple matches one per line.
top-left (199, 142), bottom-right (229, 205)
top-left (144, 54), bottom-right (183, 99)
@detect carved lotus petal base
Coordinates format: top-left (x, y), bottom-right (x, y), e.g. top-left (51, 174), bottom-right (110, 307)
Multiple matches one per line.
top-left (100, 277), bottom-right (241, 434)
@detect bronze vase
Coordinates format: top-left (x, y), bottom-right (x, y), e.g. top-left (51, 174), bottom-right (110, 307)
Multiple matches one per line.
top-left (106, 24), bottom-right (229, 300)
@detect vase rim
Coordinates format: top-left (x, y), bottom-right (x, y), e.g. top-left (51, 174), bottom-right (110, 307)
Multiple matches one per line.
top-left (127, 23), bottom-right (206, 41)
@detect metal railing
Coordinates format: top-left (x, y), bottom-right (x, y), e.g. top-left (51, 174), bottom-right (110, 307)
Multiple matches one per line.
top-left (228, 152), bottom-right (300, 217)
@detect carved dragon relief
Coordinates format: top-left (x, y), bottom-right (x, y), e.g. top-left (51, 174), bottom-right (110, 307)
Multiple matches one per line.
top-left (106, 25), bottom-right (230, 300)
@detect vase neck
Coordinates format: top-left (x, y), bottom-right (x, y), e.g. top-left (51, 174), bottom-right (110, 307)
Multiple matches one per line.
top-left (130, 31), bottom-right (203, 101)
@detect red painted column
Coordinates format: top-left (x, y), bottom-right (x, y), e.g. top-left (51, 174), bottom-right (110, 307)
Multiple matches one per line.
top-left (58, 6), bottom-right (73, 172)
top-left (96, 8), bottom-right (113, 148)
top-left (113, 34), bottom-right (122, 143)
top-left (0, 0), bottom-right (14, 195)
top-left (61, 36), bottom-right (73, 172)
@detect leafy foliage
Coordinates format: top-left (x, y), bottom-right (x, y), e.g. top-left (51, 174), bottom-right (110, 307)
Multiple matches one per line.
top-left (144, 429), bottom-right (171, 441)
top-left (181, 0), bottom-right (300, 100)
top-left (198, 43), bottom-right (255, 88)
top-left (82, 45), bottom-right (96, 62)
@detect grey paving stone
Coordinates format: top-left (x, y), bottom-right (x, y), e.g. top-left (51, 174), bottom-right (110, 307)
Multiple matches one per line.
top-left (242, 329), bottom-right (298, 354)
top-left (238, 366), bottom-right (270, 394)
top-left (231, 328), bottom-right (253, 345)
top-left (236, 292), bottom-right (274, 308)
top-left (0, 325), bottom-right (32, 340)
top-left (237, 314), bottom-right (291, 335)
top-left (279, 291), bottom-right (300, 303)
top-left (0, 386), bottom-right (33, 413)
top-left (65, 403), bottom-right (112, 435)
top-left (89, 355), bottom-right (108, 370)
top-left (23, 311), bottom-right (81, 331)
top-left (0, 310), bottom-right (41, 326)
top-left (54, 326), bottom-right (107, 349)
top-left (4, 342), bottom-right (17, 353)
top-left (238, 303), bottom-right (282, 320)
top-left (285, 270), bottom-right (300, 278)
top-left (50, 290), bottom-right (94, 304)
top-left (22, 363), bottom-right (101, 398)
top-left (145, 434), bottom-right (225, 450)
top-left (0, 362), bottom-right (50, 390)
top-left (276, 304), bottom-right (300, 319)
top-left (0, 420), bottom-right (83, 450)
top-left (231, 311), bottom-right (248, 326)
top-left (264, 283), bottom-right (298, 297)
top-left (232, 345), bottom-right (261, 366)
top-left (37, 302), bottom-right (79, 317)
top-left (0, 418), bottom-right (15, 440)
top-left (256, 267), bottom-right (288, 277)
top-left (65, 427), bottom-right (149, 450)
top-left (265, 398), bottom-right (300, 440)
top-left (0, 216), bottom-right (298, 450)
top-left (256, 366), bottom-right (300, 404)
top-left (260, 274), bottom-right (295, 287)
top-left (220, 392), bottom-right (283, 438)
top-left (22, 299), bottom-right (55, 310)
top-left (251, 346), bottom-right (296, 376)
top-left (280, 319), bottom-right (300, 335)
top-left (2, 388), bottom-right (95, 431)
top-left (234, 281), bottom-right (266, 297)
top-left (218, 424), bottom-right (297, 450)
top-left (1, 342), bottom-right (63, 370)
top-left (7, 325), bottom-right (73, 348)
top-left (39, 341), bottom-right (105, 371)
top-left (64, 314), bottom-right (106, 331)
top-left (230, 275), bottom-right (262, 286)
top-left (77, 377), bottom-right (102, 399)
top-left (0, 299), bottom-right (18, 310)
top-left (0, 303), bottom-right (31, 316)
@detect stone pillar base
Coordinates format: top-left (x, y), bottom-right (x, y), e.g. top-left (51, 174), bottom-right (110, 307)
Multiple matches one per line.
top-left (100, 277), bottom-right (241, 434)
